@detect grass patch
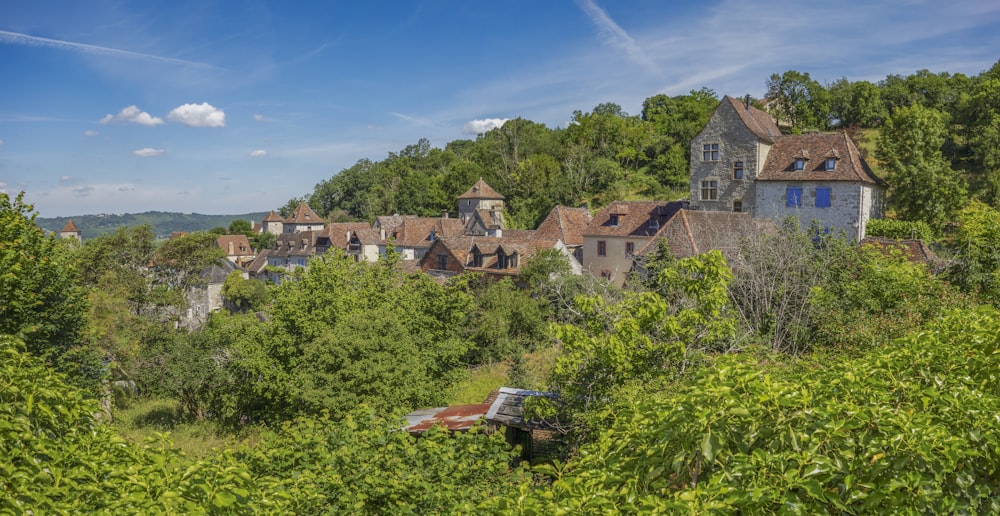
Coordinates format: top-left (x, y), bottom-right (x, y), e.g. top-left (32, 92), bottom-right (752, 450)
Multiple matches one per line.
top-left (112, 397), bottom-right (255, 458)
top-left (448, 345), bottom-right (562, 405)
top-left (449, 362), bottom-right (509, 405)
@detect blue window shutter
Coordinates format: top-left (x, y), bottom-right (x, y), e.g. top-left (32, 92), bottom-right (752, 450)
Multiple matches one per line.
top-left (816, 187), bottom-right (831, 208)
top-left (786, 187), bottom-right (802, 207)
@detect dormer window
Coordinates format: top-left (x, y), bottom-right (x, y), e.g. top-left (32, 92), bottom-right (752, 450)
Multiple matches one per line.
top-left (609, 214), bottom-right (620, 226)
top-left (793, 158), bottom-right (806, 171)
top-left (825, 158), bottom-right (837, 171)
top-left (472, 248), bottom-right (483, 267)
top-left (649, 218), bottom-right (660, 229)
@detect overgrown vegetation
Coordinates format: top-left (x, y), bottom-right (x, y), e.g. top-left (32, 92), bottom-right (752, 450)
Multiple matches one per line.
top-left (6, 60), bottom-right (1000, 512)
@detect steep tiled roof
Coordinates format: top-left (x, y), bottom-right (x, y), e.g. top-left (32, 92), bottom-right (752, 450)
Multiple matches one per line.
top-left (758, 132), bottom-right (884, 185)
top-left (534, 206), bottom-right (592, 245)
top-left (636, 209), bottom-right (772, 260)
top-left (503, 229), bottom-right (536, 240)
top-left (285, 202), bottom-right (324, 224)
top-left (457, 178), bottom-right (505, 200)
top-left (216, 235), bottom-right (254, 256)
top-left (351, 228), bottom-right (382, 245)
top-left (61, 219), bottom-right (80, 233)
top-left (723, 95), bottom-right (781, 144)
top-left (375, 215), bottom-right (413, 235)
top-left (323, 222), bottom-right (372, 249)
top-left (583, 201), bottom-right (685, 238)
top-left (263, 210), bottom-right (283, 222)
top-left (394, 217), bottom-right (465, 248)
top-left (271, 230), bottom-right (321, 258)
top-left (245, 250), bottom-right (270, 275)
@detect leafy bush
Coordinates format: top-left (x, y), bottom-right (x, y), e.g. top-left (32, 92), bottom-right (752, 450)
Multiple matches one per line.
top-left (498, 307), bottom-right (1000, 513)
top-left (866, 218), bottom-right (934, 240)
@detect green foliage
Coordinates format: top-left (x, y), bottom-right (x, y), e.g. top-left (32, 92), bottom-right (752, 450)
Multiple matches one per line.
top-left (152, 231), bottom-right (227, 293)
top-left (876, 104), bottom-right (967, 226)
top-left (227, 219), bottom-right (252, 235)
top-left (461, 277), bottom-right (547, 364)
top-left (500, 307), bottom-right (1000, 513)
top-left (0, 192), bottom-right (92, 390)
top-left (550, 251), bottom-right (735, 428)
top-left (865, 218), bottom-right (934, 240)
top-left (765, 70), bottom-right (832, 132)
top-left (948, 200), bottom-right (1000, 304)
top-left (221, 271), bottom-right (269, 312)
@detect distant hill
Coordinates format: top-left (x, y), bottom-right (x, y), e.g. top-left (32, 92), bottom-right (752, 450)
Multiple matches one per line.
top-left (37, 211), bottom-right (270, 240)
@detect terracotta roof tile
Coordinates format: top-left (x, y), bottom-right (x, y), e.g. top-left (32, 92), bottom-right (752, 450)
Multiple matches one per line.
top-left (723, 95), bottom-right (781, 144)
top-left (216, 235), bottom-right (254, 256)
top-left (263, 210), bottom-right (283, 222)
top-left (394, 217), bottom-right (465, 248)
top-left (457, 178), bottom-right (505, 200)
top-left (534, 206), bottom-right (592, 245)
top-left (61, 219), bottom-right (80, 232)
top-left (583, 201), bottom-right (685, 238)
top-left (635, 209), bottom-right (772, 260)
top-left (759, 132), bottom-right (884, 185)
top-left (285, 202), bottom-right (324, 224)
top-left (323, 222), bottom-right (372, 249)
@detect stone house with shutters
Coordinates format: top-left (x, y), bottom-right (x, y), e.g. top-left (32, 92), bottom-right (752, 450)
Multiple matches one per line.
top-left (690, 95), bottom-right (885, 242)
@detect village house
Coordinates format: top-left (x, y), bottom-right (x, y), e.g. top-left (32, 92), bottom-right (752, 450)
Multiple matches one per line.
top-left (59, 219), bottom-right (83, 242)
top-left (689, 95), bottom-right (885, 242)
top-left (216, 234), bottom-right (255, 267)
top-left (581, 200), bottom-right (685, 287)
top-left (533, 205), bottom-right (592, 272)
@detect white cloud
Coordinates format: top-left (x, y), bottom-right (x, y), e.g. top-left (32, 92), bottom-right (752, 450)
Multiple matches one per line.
top-left (83, 130), bottom-right (98, 137)
top-left (100, 105), bottom-right (164, 126)
top-left (249, 149), bottom-right (267, 158)
top-left (576, 0), bottom-right (658, 73)
top-left (132, 147), bottom-right (165, 157)
top-left (168, 103), bottom-right (226, 127)
top-left (463, 118), bottom-right (509, 134)
top-left (0, 29), bottom-right (218, 69)
top-left (253, 114), bottom-right (265, 122)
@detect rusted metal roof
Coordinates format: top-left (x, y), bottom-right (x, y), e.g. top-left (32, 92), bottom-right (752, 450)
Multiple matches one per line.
top-left (404, 403), bottom-right (492, 434)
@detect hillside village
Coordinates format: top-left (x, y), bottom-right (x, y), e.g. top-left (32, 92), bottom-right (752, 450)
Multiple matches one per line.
top-left (58, 96), bottom-right (910, 323)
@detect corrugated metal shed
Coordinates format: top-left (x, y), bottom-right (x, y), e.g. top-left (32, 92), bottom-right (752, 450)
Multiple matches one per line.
top-left (404, 388), bottom-right (559, 435)
top-left (485, 387), bottom-right (559, 431)
top-left (404, 403), bottom-right (492, 434)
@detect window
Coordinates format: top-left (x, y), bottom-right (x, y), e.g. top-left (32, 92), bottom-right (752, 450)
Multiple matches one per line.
top-left (793, 158), bottom-right (806, 171)
top-left (600, 270), bottom-right (612, 280)
top-left (701, 180), bottom-right (718, 200)
top-left (733, 200), bottom-right (743, 213)
top-left (649, 218), bottom-right (660, 229)
top-left (786, 187), bottom-right (802, 207)
top-left (609, 214), bottom-right (620, 226)
top-left (625, 242), bottom-right (634, 256)
top-left (597, 240), bottom-right (607, 257)
top-left (497, 250), bottom-right (509, 269)
top-left (703, 143), bottom-right (720, 161)
top-left (733, 161), bottom-right (744, 180)
top-left (816, 187), bottom-right (831, 208)
top-left (436, 254), bottom-right (448, 270)
top-left (825, 158), bottom-right (837, 171)
top-left (472, 248), bottom-right (483, 267)
top-left (297, 258), bottom-right (305, 266)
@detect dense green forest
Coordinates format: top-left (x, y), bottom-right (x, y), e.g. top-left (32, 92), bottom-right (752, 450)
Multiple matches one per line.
top-left (6, 62), bottom-right (1000, 512)
top-left (36, 211), bottom-right (269, 240)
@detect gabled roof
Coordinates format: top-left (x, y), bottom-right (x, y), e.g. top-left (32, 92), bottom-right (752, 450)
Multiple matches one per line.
top-left (61, 219), bottom-right (80, 233)
top-left (245, 250), bottom-right (270, 274)
top-left (759, 132), bottom-right (884, 185)
top-left (285, 202), bottom-right (324, 224)
top-left (350, 228), bottom-right (382, 246)
top-left (457, 178), bottom-right (505, 200)
top-left (583, 201), bottom-right (685, 238)
top-left (216, 235), bottom-right (254, 256)
top-left (722, 95), bottom-right (781, 144)
top-left (534, 206), bottom-right (592, 245)
top-left (394, 217), bottom-right (465, 248)
top-left (323, 222), bottom-right (372, 249)
top-left (635, 209), bottom-right (772, 260)
top-left (263, 210), bottom-right (284, 222)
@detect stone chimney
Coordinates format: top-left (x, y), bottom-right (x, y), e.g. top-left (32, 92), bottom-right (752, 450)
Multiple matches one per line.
top-left (441, 209), bottom-right (449, 219)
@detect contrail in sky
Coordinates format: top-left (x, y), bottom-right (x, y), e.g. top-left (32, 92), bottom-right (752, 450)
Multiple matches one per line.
top-left (0, 29), bottom-right (218, 69)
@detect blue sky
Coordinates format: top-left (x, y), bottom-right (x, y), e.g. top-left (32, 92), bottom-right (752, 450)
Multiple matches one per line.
top-left (1, 0), bottom-right (998, 217)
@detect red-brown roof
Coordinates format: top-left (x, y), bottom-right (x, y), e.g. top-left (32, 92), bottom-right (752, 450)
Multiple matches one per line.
top-left (323, 222), bottom-right (372, 249)
top-left (285, 202), bottom-right (324, 224)
top-left (60, 219), bottom-right (80, 233)
top-left (636, 209), bottom-right (772, 260)
top-left (583, 201), bottom-right (685, 238)
top-left (393, 217), bottom-right (465, 248)
top-left (457, 178), bottom-right (505, 200)
top-left (723, 95), bottom-right (781, 144)
top-left (216, 235), bottom-right (254, 256)
top-left (263, 210), bottom-right (283, 222)
top-left (534, 206), bottom-right (592, 245)
top-left (759, 132), bottom-right (884, 185)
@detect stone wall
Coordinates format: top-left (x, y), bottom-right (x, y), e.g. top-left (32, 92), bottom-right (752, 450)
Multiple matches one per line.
top-left (754, 181), bottom-right (883, 242)
top-left (689, 101), bottom-right (769, 214)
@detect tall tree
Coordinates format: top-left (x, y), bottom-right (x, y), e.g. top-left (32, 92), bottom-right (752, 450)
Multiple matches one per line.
top-left (876, 104), bottom-right (967, 226)
top-left (765, 70), bottom-right (831, 132)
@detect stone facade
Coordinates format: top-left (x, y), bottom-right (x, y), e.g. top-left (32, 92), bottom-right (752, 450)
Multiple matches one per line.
top-left (754, 181), bottom-right (884, 241)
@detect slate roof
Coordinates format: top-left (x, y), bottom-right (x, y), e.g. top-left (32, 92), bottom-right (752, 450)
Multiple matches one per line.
top-left (534, 206), bottom-right (592, 245)
top-left (583, 201), bottom-right (686, 238)
top-left (285, 202), bottom-right (324, 224)
top-left (758, 132), bottom-right (884, 185)
top-left (61, 219), bottom-right (80, 233)
top-left (635, 209), bottom-right (773, 260)
top-left (457, 178), bottom-right (505, 200)
top-left (722, 95), bottom-right (781, 144)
